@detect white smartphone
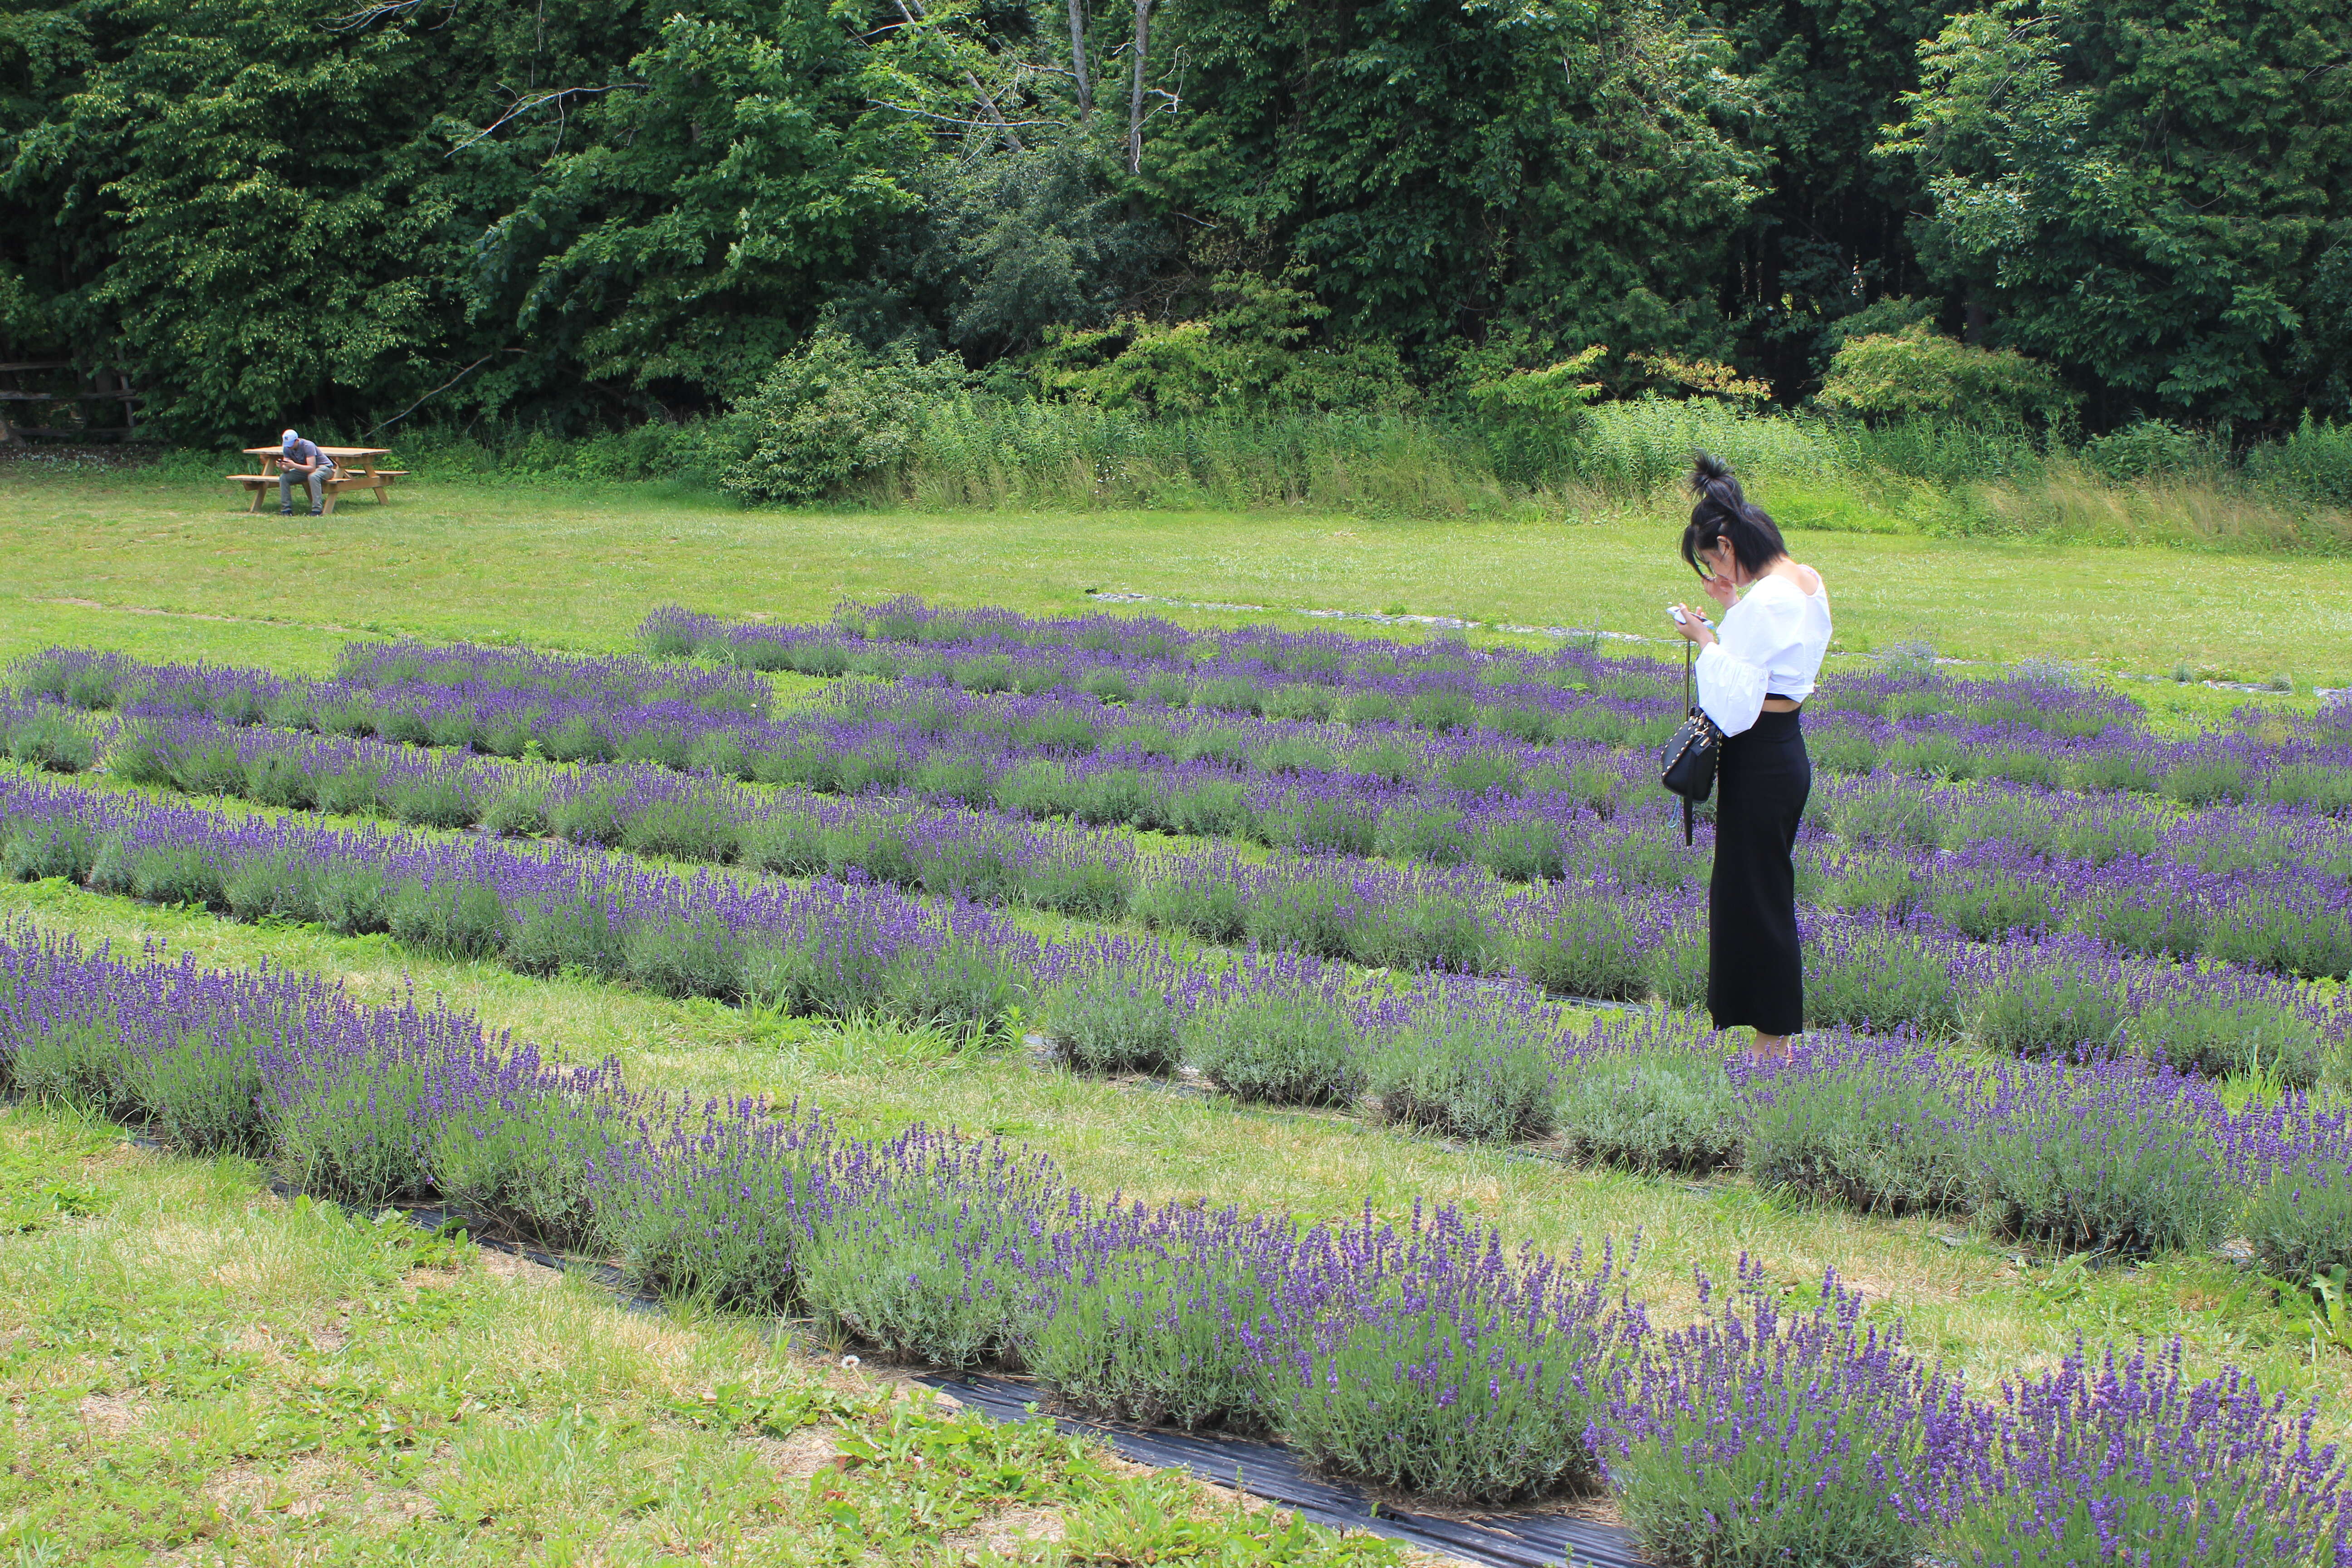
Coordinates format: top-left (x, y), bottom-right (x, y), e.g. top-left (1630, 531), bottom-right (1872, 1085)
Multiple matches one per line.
top-left (1668, 605), bottom-right (1688, 626)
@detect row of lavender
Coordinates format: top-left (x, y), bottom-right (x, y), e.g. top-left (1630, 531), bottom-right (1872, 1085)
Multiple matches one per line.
top-left (11, 709), bottom-right (2347, 1082)
top-left (6, 769), bottom-right (2352, 1265)
top-left (645, 600), bottom-right (2146, 742)
top-left (20, 637), bottom-right (2352, 812)
top-left (4, 919), bottom-right (2347, 1565)
top-left (648, 600), bottom-right (2352, 798)
top-left (28, 659), bottom-right (2347, 877)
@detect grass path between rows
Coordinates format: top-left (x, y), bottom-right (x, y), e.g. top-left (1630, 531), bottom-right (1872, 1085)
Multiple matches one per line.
top-left (7, 875), bottom-right (2344, 1441)
top-left (4, 469), bottom-right (2347, 691)
top-left (0, 1104), bottom-right (1416, 1566)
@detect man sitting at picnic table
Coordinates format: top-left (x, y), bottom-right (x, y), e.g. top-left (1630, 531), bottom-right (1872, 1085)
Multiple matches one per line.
top-left (277, 428), bottom-right (336, 516)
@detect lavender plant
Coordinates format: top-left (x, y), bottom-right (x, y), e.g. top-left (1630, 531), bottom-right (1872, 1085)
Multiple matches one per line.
top-left (1938, 1341), bottom-right (2352, 1567)
top-left (1555, 1048), bottom-right (1748, 1175)
top-left (1367, 1001), bottom-right (1559, 1143)
top-left (1024, 1228), bottom-right (1276, 1430)
top-left (1603, 1262), bottom-right (1967, 1568)
top-left (1251, 1210), bottom-right (1642, 1503)
top-left (1744, 1046), bottom-right (1973, 1214)
top-left (8, 916), bottom-right (2352, 1539)
top-left (1043, 970), bottom-right (1186, 1074)
top-left (2246, 1164), bottom-right (2352, 1283)
top-left (798, 1142), bottom-right (1071, 1369)
top-left (1970, 1078), bottom-right (2237, 1254)
top-left (1185, 993), bottom-right (1366, 1107)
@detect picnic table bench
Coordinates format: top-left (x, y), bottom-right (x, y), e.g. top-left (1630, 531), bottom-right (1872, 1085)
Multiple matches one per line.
top-left (230, 446), bottom-right (409, 514)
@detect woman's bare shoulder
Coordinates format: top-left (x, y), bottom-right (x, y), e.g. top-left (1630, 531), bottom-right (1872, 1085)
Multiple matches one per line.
top-left (1786, 561), bottom-right (1824, 596)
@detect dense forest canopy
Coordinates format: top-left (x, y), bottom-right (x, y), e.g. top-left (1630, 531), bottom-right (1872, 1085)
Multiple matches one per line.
top-left (0, 0), bottom-right (2344, 445)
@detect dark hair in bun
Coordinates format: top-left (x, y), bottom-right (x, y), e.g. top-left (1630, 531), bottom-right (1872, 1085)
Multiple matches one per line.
top-left (1681, 451), bottom-right (1787, 580)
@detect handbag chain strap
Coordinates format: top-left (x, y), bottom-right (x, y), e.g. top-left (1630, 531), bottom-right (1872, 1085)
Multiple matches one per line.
top-left (1683, 635), bottom-right (1700, 847)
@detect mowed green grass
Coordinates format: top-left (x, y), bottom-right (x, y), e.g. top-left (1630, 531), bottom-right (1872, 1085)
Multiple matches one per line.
top-left (2, 466), bottom-right (2346, 687)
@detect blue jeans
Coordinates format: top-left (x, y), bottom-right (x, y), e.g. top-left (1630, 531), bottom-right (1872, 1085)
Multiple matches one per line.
top-left (279, 461), bottom-right (333, 510)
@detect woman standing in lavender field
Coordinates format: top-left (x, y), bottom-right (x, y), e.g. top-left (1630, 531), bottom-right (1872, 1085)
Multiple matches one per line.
top-left (1668, 454), bottom-right (1833, 1062)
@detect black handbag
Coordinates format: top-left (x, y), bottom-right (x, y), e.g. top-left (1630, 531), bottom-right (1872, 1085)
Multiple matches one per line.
top-left (1660, 638), bottom-right (1721, 845)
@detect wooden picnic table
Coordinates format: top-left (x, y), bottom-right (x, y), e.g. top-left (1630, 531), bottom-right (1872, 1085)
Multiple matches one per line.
top-left (231, 446), bottom-right (408, 514)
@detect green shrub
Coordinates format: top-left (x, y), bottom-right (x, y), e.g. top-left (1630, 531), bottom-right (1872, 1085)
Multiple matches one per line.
top-left (1972, 1093), bottom-right (2235, 1255)
top-left (1806, 930), bottom-right (1964, 1034)
top-left (1969, 967), bottom-right (2126, 1057)
top-left (617, 792), bottom-right (743, 863)
top-left (122, 1024), bottom-right (272, 1155)
top-left (605, 1129), bottom-right (820, 1309)
top-left (1555, 1049), bottom-right (1744, 1174)
top-left (1238, 875), bottom-right (1359, 960)
top-left (2204, 892), bottom-right (2352, 981)
top-left (1043, 970), bottom-right (1182, 1074)
top-left (2082, 419), bottom-right (2230, 484)
top-left (1927, 867), bottom-right (2060, 939)
top-left (3, 816), bottom-right (96, 882)
top-left (1818, 324), bottom-right (2076, 428)
top-left (720, 326), bottom-right (975, 504)
top-left (1025, 1247), bottom-right (1268, 1429)
top-left (2128, 996), bottom-right (2324, 1087)
top-left (2246, 1167), bottom-right (2352, 1281)
top-left (9, 1014), bottom-right (124, 1108)
top-left (1747, 1058), bottom-right (1970, 1214)
top-left (1473, 816), bottom-right (1569, 882)
top-left (387, 880), bottom-right (511, 960)
top-left (1368, 1008), bottom-right (1556, 1142)
top-left (506, 893), bottom-right (626, 977)
top-left (1130, 875), bottom-right (1246, 944)
top-left (432, 1091), bottom-right (627, 1249)
top-left (4, 708), bottom-right (93, 772)
top-left (1514, 896), bottom-right (1654, 1002)
top-left (1372, 804), bottom-right (1470, 865)
top-left (382, 774), bottom-right (480, 830)
top-left (1185, 993), bottom-right (1364, 1107)
top-left (882, 940), bottom-right (1026, 1039)
top-left (480, 783), bottom-right (552, 837)
top-left (1260, 793), bottom-right (1375, 856)
top-left (276, 1058), bottom-right (435, 1206)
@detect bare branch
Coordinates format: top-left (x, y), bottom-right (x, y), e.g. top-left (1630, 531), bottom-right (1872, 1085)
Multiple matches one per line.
top-left (869, 101), bottom-right (1069, 132)
top-left (324, 0), bottom-right (456, 34)
top-left (363, 351), bottom-right (524, 438)
top-left (446, 84), bottom-right (644, 156)
top-left (888, 0), bottom-right (1028, 152)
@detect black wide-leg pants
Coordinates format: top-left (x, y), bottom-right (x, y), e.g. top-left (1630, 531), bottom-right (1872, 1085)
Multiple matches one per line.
top-left (1708, 708), bottom-right (1810, 1036)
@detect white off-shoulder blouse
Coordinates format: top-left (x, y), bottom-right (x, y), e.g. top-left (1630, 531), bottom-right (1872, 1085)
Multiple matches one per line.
top-left (1695, 573), bottom-right (1833, 736)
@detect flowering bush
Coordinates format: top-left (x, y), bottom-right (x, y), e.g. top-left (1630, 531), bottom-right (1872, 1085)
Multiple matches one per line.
top-left (1938, 1341), bottom-right (2352, 1567)
top-left (1605, 1263), bottom-right (1968, 1567)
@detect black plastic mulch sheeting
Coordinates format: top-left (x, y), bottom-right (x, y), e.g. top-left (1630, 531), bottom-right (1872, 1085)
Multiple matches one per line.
top-left (916, 1372), bottom-right (1650, 1568)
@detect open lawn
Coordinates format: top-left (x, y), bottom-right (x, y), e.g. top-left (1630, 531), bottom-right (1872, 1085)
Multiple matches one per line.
top-left (2, 466), bottom-right (2346, 690)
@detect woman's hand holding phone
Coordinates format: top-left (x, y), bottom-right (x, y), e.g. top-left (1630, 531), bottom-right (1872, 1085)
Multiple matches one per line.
top-left (1666, 603), bottom-right (1715, 646)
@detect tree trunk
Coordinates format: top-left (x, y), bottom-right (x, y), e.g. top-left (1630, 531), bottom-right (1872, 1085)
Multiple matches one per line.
top-left (1068, 0), bottom-right (1092, 123)
top-left (1127, 0), bottom-right (1152, 175)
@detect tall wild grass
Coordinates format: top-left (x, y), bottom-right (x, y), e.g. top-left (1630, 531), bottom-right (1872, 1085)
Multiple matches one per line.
top-left (126, 396), bottom-right (2352, 550)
